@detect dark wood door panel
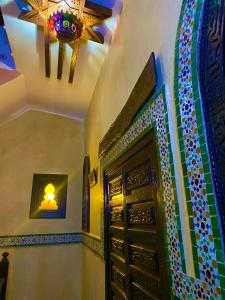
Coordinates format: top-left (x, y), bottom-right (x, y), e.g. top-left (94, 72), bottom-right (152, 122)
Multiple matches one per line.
top-left (111, 264), bottom-right (126, 291)
top-left (110, 227), bottom-right (125, 238)
top-left (111, 238), bottom-right (125, 257)
top-left (106, 133), bottom-right (155, 179)
top-left (111, 282), bottom-right (127, 300)
top-left (129, 244), bottom-right (159, 274)
top-left (131, 281), bottom-right (160, 300)
top-left (105, 132), bottom-right (169, 300)
top-left (127, 202), bottom-right (156, 228)
top-left (124, 186), bottom-right (155, 205)
top-left (127, 229), bottom-right (158, 244)
top-left (129, 266), bottom-right (160, 295)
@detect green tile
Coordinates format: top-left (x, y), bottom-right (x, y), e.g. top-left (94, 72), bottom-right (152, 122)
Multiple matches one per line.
top-left (216, 250), bottom-right (224, 263)
top-left (207, 194), bottom-right (215, 205)
top-left (190, 230), bottom-right (196, 241)
top-left (206, 183), bottom-right (213, 194)
top-left (208, 204), bottom-right (217, 216)
top-left (194, 261), bottom-right (200, 278)
top-left (202, 153), bottom-right (209, 164)
top-left (192, 246), bottom-right (198, 260)
top-left (204, 173), bottom-right (212, 185)
top-left (203, 162), bottom-right (210, 174)
top-left (187, 201), bottom-right (193, 215)
top-left (214, 238), bottom-right (223, 251)
top-left (211, 216), bottom-right (219, 228)
top-left (218, 263), bottom-right (225, 275)
top-left (219, 276), bottom-right (225, 286)
top-left (212, 227), bottom-right (222, 239)
top-left (199, 135), bottom-right (206, 145)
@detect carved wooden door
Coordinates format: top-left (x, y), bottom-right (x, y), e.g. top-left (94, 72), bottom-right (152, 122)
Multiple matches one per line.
top-left (104, 132), bottom-right (169, 300)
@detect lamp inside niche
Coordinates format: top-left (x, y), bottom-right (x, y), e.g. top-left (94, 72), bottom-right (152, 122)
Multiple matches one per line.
top-left (30, 174), bottom-right (68, 219)
top-left (39, 183), bottom-right (58, 211)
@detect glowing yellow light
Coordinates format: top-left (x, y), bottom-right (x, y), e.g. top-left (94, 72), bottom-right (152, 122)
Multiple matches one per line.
top-left (39, 183), bottom-right (58, 211)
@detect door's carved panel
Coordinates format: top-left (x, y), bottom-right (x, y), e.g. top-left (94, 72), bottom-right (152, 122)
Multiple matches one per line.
top-left (111, 208), bottom-right (123, 223)
top-left (132, 282), bottom-right (153, 300)
top-left (128, 207), bottom-right (155, 225)
top-left (112, 266), bottom-right (126, 291)
top-left (130, 245), bottom-right (158, 272)
top-left (111, 238), bottom-right (124, 257)
top-left (126, 165), bottom-right (152, 192)
top-left (109, 177), bottom-right (122, 197)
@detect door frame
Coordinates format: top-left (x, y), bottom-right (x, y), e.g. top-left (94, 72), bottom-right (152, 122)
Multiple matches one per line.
top-left (99, 85), bottom-right (184, 298)
top-left (103, 131), bottom-right (169, 300)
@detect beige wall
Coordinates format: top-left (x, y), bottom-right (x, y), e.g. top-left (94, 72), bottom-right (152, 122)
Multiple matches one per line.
top-left (0, 110), bottom-right (83, 299)
top-left (6, 244), bottom-right (82, 300)
top-left (0, 110), bottom-right (83, 235)
top-left (83, 0), bottom-right (194, 298)
top-left (85, 0), bottom-right (184, 236)
top-left (82, 247), bottom-right (105, 300)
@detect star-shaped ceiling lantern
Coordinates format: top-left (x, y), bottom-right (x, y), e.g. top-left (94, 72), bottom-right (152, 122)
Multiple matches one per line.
top-left (19, 0), bottom-right (112, 83)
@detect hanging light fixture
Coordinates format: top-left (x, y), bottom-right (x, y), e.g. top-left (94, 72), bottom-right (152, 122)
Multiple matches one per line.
top-left (18, 0), bottom-right (112, 83)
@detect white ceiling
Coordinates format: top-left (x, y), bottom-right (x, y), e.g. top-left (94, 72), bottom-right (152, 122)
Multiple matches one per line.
top-left (0, 0), bottom-right (122, 123)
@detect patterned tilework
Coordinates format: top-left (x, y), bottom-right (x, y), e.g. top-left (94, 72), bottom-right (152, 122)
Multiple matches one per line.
top-left (0, 232), bottom-right (104, 258)
top-left (0, 233), bottom-right (83, 247)
top-left (174, 0), bottom-right (224, 298)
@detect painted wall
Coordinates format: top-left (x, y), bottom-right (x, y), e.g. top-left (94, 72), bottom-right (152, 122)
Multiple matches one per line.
top-left (85, 0), bottom-right (185, 236)
top-left (83, 0), bottom-right (195, 298)
top-left (0, 110), bottom-right (83, 299)
top-left (82, 246), bottom-right (105, 300)
top-left (6, 244), bottom-right (82, 300)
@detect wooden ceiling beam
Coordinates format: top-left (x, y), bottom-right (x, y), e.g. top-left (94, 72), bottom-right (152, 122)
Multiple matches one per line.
top-left (18, 10), bottom-right (45, 27)
top-left (84, 1), bottom-right (112, 18)
top-left (87, 27), bottom-right (104, 44)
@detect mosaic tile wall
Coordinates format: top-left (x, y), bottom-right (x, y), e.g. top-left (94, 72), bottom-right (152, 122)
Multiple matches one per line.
top-left (173, 0), bottom-right (225, 298)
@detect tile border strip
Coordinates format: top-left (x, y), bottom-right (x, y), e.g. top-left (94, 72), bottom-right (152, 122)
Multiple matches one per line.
top-left (0, 232), bottom-right (83, 248)
top-left (0, 232), bottom-right (104, 258)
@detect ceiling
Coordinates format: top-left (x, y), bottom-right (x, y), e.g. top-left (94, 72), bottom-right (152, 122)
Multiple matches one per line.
top-left (0, 0), bottom-right (122, 123)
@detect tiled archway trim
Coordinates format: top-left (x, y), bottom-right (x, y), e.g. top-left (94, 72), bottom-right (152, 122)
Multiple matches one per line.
top-left (174, 0), bottom-right (224, 298)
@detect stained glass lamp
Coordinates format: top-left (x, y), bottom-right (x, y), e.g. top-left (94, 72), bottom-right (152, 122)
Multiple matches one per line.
top-left (17, 0), bottom-right (112, 83)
